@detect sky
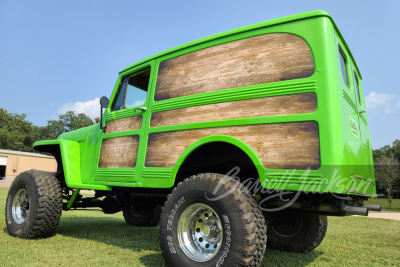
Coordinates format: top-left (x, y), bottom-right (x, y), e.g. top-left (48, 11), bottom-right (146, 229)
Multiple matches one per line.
top-left (0, 0), bottom-right (399, 149)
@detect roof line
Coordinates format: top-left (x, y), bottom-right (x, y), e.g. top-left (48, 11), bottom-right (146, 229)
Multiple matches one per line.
top-left (120, 10), bottom-right (361, 79)
top-left (0, 149), bottom-right (55, 159)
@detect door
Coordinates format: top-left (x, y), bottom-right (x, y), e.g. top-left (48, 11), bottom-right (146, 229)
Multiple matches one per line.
top-left (0, 156), bottom-right (7, 178)
top-left (94, 64), bottom-right (153, 183)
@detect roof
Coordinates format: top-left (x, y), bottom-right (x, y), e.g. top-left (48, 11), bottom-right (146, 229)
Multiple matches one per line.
top-left (120, 10), bottom-right (361, 79)
top-left (0, 149), bottom-right (55, 159)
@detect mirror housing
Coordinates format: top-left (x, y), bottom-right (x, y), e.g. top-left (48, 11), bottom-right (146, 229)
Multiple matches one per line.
top-left (99, 96), bottom-right (109, 131)
top-left (100, 96), bottom-right (109, 108)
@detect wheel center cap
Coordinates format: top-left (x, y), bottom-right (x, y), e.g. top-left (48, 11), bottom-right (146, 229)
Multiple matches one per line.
top-left (201, 225), bottom-right (210, 237)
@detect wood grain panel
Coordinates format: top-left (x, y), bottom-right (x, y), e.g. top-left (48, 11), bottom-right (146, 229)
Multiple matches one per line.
top-left (155, 33), bottom-right (314, 101)
top-left (105, 116), bottom-right (142, 134)
top-left (151, 93), bottom-right (316, 127)
top-left (99, 136), bottom-right (139, 168)
top-left (146, 122), bottom-right (320, 170)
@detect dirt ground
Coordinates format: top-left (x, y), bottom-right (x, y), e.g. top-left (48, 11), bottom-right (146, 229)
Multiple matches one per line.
top-left (366, 211), bottom-right (400, 221)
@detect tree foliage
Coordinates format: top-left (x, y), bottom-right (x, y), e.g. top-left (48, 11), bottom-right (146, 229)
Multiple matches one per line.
top-left (0, 108), bottom-right (38, 152)
top-left (373, 139), bottom-right (400, 200)
top-left (0, 108), bottom-right (96, 152)
top-left (374, 156), bottom-right (399, 206)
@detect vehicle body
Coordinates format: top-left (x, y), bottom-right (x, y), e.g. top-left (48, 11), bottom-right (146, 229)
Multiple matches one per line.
top-left (6, 10), bottom-right (379, 266)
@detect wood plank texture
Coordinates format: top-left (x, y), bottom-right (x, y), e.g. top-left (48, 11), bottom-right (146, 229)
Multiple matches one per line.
top-left (98, 136), bottom-right (139, 168)
top-left (146, 122), bottom-right (320, 169)
top-left (151, 93), bottom-right (316, 127)
top-left (155, 33), bottom-right (314, 101)
top-left (105, 116), bottom-right (142, 134)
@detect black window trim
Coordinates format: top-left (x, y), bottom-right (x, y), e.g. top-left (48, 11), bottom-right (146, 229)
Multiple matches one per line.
top-left (338, 45), bottom-right (349, 89)
top-left (353, 71), bottom-right (362, 107)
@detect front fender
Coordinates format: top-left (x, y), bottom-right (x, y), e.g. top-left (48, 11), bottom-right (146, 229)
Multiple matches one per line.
top-left (33, 140), bottom-right (110, 191)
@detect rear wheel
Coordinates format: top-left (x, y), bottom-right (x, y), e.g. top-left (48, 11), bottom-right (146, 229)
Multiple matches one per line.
top-left (159, 173), bottom-right (267, 267)
top-left (266, 211), bottom-right (327, 253)
top-left (5, 170), bottom-right (63, 239)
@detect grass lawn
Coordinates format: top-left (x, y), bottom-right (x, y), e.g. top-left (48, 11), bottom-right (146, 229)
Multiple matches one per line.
top-left (365, 198), bottom-right (400, 212)
top-left (1, 187), bottom-right (399, 266)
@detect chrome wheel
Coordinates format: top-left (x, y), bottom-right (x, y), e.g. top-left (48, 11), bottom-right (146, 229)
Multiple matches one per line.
top-left (12, 188), bottom-right (30, 224)
top-left (177, 203), bottom-right (223, 262)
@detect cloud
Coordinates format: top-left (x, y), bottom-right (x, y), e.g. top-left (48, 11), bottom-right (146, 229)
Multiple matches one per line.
top-left (397, 101), bottom-right (400, 108)
top-left (365, 92), bottom-right (395, 109)
top-left (58, 97), bottom-right (100, 119)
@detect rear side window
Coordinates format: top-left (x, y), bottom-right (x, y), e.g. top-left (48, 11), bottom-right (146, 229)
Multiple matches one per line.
top-left (339, 48), bottom-right (349, 88)
top-left (353, 73), bottom-right (362, 106)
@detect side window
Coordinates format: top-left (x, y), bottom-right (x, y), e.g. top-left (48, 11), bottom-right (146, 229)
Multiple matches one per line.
top-left (111, 68), bottom-right (150, 111)
top-left (353, 72), bottom-right (362, 106)
top-left (339, 47), bottom-right (349, 88)
top-left (112, 77), bottom-right (128, 111)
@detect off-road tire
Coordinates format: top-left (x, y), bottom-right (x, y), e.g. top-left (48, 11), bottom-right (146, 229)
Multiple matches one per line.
top-left (159, 173), bottom-right (267, 267)
top-left (266, 211), bottom-right (327, 253)
top-left (123, 205), bottom-right (161, 227)
top-left (5, 170), bottom-right (63, 239)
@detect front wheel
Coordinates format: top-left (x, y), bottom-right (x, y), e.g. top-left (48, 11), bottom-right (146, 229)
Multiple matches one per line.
top-left (159, 173), bottom-right (267, 267)
top-left (5, 170), bottom-right (63, 239)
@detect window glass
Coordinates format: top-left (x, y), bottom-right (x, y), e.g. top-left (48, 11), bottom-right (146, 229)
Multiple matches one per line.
top-left (112, 77), bottom-right (128, 111)
top-left (125, 69), bottom-right (150, 108)
top-left (353, 73), bottom-right (362, 106)
top-left (111, 68), bottom-right (150, 111)
top-left (339, 48), bottom-right (349, 88)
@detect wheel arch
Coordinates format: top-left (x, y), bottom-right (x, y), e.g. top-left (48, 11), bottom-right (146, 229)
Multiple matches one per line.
top-left (34, 140), bottom-right (81, 188)
top-left (170, 135), bottom-right (265, 186)
top-left (33, 140), bottom-right (110, 191)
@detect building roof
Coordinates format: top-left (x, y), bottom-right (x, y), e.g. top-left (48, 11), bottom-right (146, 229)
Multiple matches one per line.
top-left (0, 149), bottom-right (55, 159)
top-left (120, 10), bottom-right (361, 79)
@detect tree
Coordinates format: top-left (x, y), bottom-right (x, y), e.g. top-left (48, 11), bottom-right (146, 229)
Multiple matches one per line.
top-left (59, 111), bottom-right (94, 132)
top-left (0, 108), bottom-right (97, 152)
top-left (392, 139), bottom-right (400, 162)
top-left (37, 120), bottom-right (66, 140)
top-left (39, 111), bottom-right (96, 140)
top-left (374, 156), bottom-right (399, 207)
top-left (0, 108), bottom-right (37, 152)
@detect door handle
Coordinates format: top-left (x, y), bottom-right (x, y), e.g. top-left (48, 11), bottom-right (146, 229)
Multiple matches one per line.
top-left (134, 107), bottom-right (147, 112)
top-left (358, 109), bottom-right (365, 114)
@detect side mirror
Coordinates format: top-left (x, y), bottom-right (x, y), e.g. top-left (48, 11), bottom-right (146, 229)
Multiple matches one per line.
top-left (100, 96), bottom-right (109, 108)
top-left (99, 96), bottom-right (109, 131)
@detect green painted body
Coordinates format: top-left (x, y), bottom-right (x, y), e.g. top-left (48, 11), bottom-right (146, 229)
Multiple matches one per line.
top-left (33, 10), bottom-right (376, 197)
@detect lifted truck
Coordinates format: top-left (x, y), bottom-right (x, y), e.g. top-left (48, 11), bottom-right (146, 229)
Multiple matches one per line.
top-left (5, 10), bottom-right (379, 267)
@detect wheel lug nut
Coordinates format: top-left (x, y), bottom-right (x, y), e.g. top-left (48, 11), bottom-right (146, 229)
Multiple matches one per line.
top-left (196, 228), bottom-right (200, 233)
top-left (205, 243), bottom-right (210, 248)
top-left (199, 237), bottom-right (203, 242)
top-left (214, 244), bottom-right (218, 249)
